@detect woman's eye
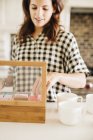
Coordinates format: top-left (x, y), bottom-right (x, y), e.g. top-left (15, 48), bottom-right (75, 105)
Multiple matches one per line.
top-left (32, 7), bottom-right (37, 10)
top-left (43, 8), bottom-right (48, 11)
top-left (31, 7), bottom-right (48, 11)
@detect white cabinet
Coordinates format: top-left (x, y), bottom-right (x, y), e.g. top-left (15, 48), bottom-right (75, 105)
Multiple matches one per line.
top-left (0, 32), bottom-right (11, 60)
top-left (0, 0), bottom-right (23, 60)
top-left (0, 0), bottom-right (23, 32)
top-left (0, 0), bottom-right (5, 26)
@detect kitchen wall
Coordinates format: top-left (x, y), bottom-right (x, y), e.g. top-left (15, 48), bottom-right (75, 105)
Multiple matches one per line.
top-left (61, 0), bottom-right (93, 30)
top-left (70, 9), bottom-right (93, 68)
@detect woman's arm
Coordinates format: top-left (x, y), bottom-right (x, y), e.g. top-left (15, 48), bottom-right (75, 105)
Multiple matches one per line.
top-left (55, 72), bottom-right (86, 88)
top-left (46, 72), bottom-right (86, 90)
top-left (32, 72), bottom-right (86, 95)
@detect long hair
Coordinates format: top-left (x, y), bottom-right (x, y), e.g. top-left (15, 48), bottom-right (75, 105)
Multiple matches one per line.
top-left (18, 0), bottom-right (64, 43)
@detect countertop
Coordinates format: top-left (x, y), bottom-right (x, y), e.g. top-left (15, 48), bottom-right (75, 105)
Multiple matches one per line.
top-left (0, 102), bottom-right (93, 140)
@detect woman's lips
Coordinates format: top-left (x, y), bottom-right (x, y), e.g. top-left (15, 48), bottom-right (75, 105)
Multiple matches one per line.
top-left (35, 18), bottom-right (44, 22)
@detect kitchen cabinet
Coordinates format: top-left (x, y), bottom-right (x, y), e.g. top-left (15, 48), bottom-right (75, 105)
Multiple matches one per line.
top-left (0, 0), bottom-right (23, 60)
top-left (0, 0), bottom-right (23, 32)
top-left (0, 32), bottom-right (11, 60)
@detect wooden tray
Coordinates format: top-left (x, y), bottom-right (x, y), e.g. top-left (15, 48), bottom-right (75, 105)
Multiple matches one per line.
top-left (0, 60), bottom-right (46, 123)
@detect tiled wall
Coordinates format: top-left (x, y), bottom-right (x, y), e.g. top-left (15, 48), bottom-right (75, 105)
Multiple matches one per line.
top-left (70, 10), bottom-right (93, 68)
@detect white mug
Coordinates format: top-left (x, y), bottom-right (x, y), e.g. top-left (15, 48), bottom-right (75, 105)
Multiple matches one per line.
top-left (57, 92), bottom-right (83, 110)
top-left (58, 101), bottom-right (84, 125)
top-left (86, 94), bottom-right (93, 114)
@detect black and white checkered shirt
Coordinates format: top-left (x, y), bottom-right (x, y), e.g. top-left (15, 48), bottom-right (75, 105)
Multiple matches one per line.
top-left (11, 29), bottom-right (89, 101)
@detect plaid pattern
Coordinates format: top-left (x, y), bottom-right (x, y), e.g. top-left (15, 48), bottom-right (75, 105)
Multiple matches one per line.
top-left (12, 67), bottom-right (42, 94)
top-left (11, 29), bottom-right (89, 101)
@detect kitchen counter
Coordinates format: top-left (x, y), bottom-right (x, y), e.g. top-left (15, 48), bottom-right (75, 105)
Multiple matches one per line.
top-left (0, 102), bottom-right (93, 140)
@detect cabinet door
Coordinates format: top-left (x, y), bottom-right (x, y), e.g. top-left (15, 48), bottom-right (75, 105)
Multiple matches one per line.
top-left (0, 0), bottom-right (23, 29)
top-left (5, 0), bottom-right (23, 25)
top-left (0, 34), bottom-right (5, 59)
top-left (0, 0), bottom-right (5, 26)
top-left (0, 33), bottom-right (11, 60)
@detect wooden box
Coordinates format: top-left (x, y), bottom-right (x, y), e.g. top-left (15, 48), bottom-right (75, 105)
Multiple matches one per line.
top-left (0, 60), bottom-right (46, 123)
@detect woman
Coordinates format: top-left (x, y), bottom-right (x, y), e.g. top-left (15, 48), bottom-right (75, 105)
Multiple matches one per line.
top-left (0, 0), bottom-right (89, 102)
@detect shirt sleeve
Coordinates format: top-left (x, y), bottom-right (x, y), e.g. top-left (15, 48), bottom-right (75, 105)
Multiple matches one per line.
top-left (65, 33), bottom-right (90, 77)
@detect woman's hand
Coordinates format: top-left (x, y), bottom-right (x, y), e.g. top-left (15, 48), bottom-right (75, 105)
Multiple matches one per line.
top-left (46, 72), bottom-right (61, 91)
top-left (32, 72), bottom-right (61, 95)
top-left (32, 77), bottom-right (42, 96)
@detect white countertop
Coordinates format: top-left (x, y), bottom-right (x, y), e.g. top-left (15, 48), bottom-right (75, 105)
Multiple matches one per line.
top-left (0, 102), bottom-right (93, 140)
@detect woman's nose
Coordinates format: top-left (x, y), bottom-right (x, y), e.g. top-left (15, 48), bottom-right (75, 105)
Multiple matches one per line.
top-left (36, 8), bottom-right (43, 19)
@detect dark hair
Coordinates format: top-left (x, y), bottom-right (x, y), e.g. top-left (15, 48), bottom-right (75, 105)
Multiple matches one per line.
top-left (18, 0), bottom-right (64, 43)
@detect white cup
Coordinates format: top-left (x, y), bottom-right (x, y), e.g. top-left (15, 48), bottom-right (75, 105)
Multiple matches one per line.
top-left (58, 101), bottom-right (84, 125)
top-left (86, 94), bottom-right (93, 114)
top-left (57, 92), bottom-right (83, 110)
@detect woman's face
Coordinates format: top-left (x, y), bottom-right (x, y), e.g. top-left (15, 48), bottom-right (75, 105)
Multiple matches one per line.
top-left (29, 0), bottom-right (54, 28)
